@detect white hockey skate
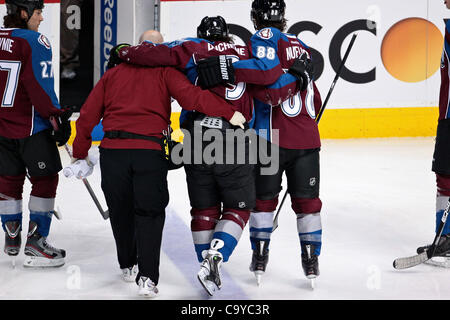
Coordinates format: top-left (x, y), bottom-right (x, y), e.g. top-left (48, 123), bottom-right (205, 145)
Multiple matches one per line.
top-left (137, 276), bottom-right (159, 298)
top-left (23, 221), bottom-right (65, 268)
top-left (197, 249), bottom-right (223, 296)
top-left (121, 265), bottom-right (138, 282)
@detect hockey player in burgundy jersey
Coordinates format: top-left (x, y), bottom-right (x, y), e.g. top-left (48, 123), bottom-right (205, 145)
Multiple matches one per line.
top-left (196, 0), bottom-right (323, 286)
top-left (416, 0), bottom-right (450, 267)
top-left (0, 0), bottom-right (71, 268)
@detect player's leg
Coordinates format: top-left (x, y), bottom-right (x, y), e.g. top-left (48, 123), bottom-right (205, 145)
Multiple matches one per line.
top-left (99, 148), bottom-right (138, 280)
top-left (418, 118), bottom-right (450, 266)
top-left (0, 137), bottom-right (26, 263)
top-left (132, 149), bottom-right (169, 297)
top-left (21, 130), bottom-right (65, 268)
top-left (248, 144), bottom-right (285, 281)
top-left (184, 163), bottom-right (223, 296)
top-left (286, 148), bottom-right (322, 279)
top-left (185, 164), bottom-right (221, 262)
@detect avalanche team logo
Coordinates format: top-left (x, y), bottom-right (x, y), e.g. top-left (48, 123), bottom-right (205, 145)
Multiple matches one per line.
top-left (257, 28), bottom-right (273, 40)
top-left (38, 34), bottom-right (51, 50)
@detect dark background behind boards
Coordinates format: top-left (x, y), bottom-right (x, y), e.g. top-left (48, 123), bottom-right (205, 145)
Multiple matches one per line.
top-left (59, 0), bottom-right (94, 112)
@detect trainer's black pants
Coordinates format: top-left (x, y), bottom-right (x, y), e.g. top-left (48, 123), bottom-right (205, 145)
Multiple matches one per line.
top-left (99, 148), bottom-right (169, 285)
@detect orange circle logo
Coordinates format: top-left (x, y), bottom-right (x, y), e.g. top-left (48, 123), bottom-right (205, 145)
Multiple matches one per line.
top-left (381, 17), bottom-right (443, 83)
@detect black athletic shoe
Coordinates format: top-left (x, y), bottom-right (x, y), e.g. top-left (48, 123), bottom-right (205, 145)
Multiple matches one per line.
top-left (4, 220), bottom-right (21, 256)
top-left (417, 234), bottom-right (450, 257)
top-left (301, 244), bottom-right (320, 279)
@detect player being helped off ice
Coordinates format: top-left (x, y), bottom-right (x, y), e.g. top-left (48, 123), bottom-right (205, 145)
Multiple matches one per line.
top-left (0, 0), bottom-right (72, 268)
top-left (196, 0), bottom-right (324, 286)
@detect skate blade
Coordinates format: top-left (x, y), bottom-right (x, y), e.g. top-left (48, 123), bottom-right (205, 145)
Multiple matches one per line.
top-left (425, 257), bottom-right (450, 268)
top-left (309, 278), bottom-right (315, 289)
top-left (23, 256), bottom-right (65, 268)
top-left (254, 271), bottom-right (264, 286)
top-left (138, 289), bottom-right (159, 298)
top-left (197, 274), bottom-right (217, 296)
top-left (306, 274), bottom-right (317, 289)
top-left (11, 256), bottom-right (16, 269)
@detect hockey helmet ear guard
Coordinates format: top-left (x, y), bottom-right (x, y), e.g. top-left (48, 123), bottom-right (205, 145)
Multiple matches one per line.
top-left (197, 16), bottom-right (229, 40)
top-left (251, 0), bottom-right (286, 24)
top-left (5, 0), bottom-right (44, 17)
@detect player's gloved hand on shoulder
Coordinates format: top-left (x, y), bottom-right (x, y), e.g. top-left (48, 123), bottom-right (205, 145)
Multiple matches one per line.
top-left (196, 55), bottom-right (235, 89)
top-left (63, 155), bottom-right (97, 179)
top-left (107, 43), bottom-right (131, 70)
top-left (50, 107), bottom-right (74, 147)
top-left (288, 52), bottom-right (313, 91)
top-left (229, 111), bottom-right (246, 129)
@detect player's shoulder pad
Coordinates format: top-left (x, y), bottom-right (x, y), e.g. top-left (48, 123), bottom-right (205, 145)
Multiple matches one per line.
top-left (282, 32), bottom-right (310, 50)
top-left (12, 29), bottom-right (52, 51)
top-left (166, 37), bottom-right (206, 48)
top-left (254, 27), bottom-right (282, 41)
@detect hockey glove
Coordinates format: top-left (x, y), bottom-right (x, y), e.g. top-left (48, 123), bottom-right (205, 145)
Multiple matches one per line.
top-left (288, 53), bottom-right (314, 91)
top-left (63, 156), bottom-right (97, 179)
top-left (50, 107), bottom-right (73, 147)
top-left (196, 55), bottom-right (235, 89)
top-left (229, 111), bottom-right (246, 129)
top-left (107, 43), bottom-right (131, 70)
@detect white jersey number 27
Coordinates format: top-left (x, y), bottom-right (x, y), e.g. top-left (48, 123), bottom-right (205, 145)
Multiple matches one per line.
top-left (0, 60), bottom-right (21, 107)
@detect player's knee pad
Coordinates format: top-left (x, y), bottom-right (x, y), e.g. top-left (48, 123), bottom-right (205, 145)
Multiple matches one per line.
top-left (0, 174), bottom-right (26, 199)
top-left (0, 175), bottom-right (25, 230)
top-left (212, 209), bottom-right (250, 262)
top-left (291, 197), bottom-right (322, 214)
top-left (191, 206), bottom-right (221, 262)
top-left (255, 197), bottom-right (279, 212)
top-left (437, 173), bottom-right (450, 197)
top-left (190, 205), bottom-right (221, 232)
top-left (221, 208), bottom-right (250, 229)
top-left (29, 174), bottom-right (58, 198)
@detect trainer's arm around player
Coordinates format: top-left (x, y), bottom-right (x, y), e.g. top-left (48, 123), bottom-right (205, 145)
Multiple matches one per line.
top-left (67, 50), bottom-right (244, 297)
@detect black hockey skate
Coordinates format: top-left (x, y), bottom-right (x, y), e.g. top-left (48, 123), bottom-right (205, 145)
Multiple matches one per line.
top-left (23, 221), bottom-right (66, 268)
top-left (301, 244), bottom-right (319, 288)
top-left (4, 220), bottom-right (22, 267)
top-left (416, 234), bottom-right (450, 268)
top-left (249, 240), bottom-right (269, 286)
top-left (197, 249), bottom-right (223, 296)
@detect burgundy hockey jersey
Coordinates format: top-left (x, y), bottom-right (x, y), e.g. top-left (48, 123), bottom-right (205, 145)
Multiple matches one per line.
top-left (234, 27), bottom-right (322, 150)
top-left (0, 28), bottom-right (61, 139)
top-left (119, 38), bottom-right (297, 124)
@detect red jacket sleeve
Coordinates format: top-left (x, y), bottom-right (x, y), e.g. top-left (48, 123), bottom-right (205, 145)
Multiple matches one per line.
top-left (72, 76), bottom-right (106, 159)
top-left (163, 67), bottom-right (236, 120)
top-left (119, 41), bottom-right (188, 68)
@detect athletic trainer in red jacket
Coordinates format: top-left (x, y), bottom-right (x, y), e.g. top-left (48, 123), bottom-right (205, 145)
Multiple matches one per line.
top-left (66, 35), bottom-right (246, 298)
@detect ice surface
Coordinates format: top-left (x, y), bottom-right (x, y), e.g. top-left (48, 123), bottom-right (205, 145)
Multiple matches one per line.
top-left (1, 137), bottom-right (449, 300)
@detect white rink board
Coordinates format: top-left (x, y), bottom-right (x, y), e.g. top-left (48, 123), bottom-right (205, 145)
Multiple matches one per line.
top-left (161, 0), bottom-right (450, 111)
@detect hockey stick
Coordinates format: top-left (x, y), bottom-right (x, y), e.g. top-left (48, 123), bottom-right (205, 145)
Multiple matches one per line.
top-left (272, 33), bottom-right (358, 232)
top-left (393, 199), bottom-right (450, 269)
top-left (63, 144), bottom-right (109, 220)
